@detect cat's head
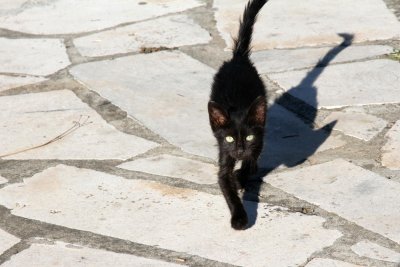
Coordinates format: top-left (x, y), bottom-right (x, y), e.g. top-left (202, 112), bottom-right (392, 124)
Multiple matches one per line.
top-left (208, 96), bottom-right (266, 160)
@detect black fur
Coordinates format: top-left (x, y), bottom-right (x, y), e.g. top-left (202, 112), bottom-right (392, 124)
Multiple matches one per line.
top-left (208, 0), bottom-right (268, 230)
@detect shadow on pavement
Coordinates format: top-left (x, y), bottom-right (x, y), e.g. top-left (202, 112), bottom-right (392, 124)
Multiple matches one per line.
top-left (244, 33), bottom-right (354, 228)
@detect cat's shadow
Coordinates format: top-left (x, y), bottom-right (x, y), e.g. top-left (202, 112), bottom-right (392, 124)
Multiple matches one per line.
top-left (243, 33), bottom-right (354, 228)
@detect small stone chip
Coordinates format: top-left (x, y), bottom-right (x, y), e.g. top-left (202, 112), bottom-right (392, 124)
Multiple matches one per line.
top-left (175, 258), bottom-right (186, 263)
top-left (140, 46), bottom-right (173, 54)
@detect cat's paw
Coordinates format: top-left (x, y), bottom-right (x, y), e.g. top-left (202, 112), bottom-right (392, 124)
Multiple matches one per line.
top-left (231, 209), bottom-right (248, 230)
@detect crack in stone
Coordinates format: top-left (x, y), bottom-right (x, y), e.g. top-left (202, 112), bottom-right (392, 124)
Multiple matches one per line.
top-left (0, 240), bottom-right (31, 265)
top-left (0, 72), bottom-right (43, 78)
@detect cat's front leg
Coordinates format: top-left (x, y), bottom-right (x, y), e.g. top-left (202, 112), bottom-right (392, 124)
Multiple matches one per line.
top-left (234, 152), bottom-right (260, 190)
top-left (218, 154), bottom-right (248, 230)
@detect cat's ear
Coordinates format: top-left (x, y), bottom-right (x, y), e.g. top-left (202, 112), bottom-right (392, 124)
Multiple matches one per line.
top-left (208, 101), bottom-right (229, 130)
top-left (246, 96), bottom-right (266, 126)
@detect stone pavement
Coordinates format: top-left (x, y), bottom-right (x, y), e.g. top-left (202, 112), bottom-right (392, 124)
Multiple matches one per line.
top-left (0, 0), bottom-right (400, 266)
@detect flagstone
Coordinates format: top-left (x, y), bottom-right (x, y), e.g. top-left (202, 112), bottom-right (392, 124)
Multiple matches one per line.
top-left (117, 154), bottom-right (218, 185)
top-left (0, 38), bottom-right (70, 76)
top-left (0, 75), bottom-right (46, 92)
top-left (266, 159), bottom-right (400, 243)
top-left (213, 0), bottom-right (400, 50)
top-left (0, 164), bottom-right (342, 267)
top-left (382, 120), bottom-right (400, 170)
top-left (259, 105), bottom-right (346, 169)
top-left (0, 229), bottom-right (20, 255)
top-left (306, 258), bottom-right (363, 267)
top-left (251, 45), bottom-right (393, 74)
top-left (0, 90), bottom-right (158, 160)
top-left (70, 51), bottom-right (217, 159)
top-left (74, 15), bottom-right (211, 57)
top-left (2, 240), bottom-right (182, 267)
top-left (321, 108), bottom-right (387, 141)
top-left (0, 176), bottom-right (7, 185)
top-left (0, 0), bottom-right (204, 35)
top-left (351, 241), bottom-right (400, 263)
top-left (0, 1), bottom-right (29, 16)
top-left (269, 60), bottom-right (400, 109)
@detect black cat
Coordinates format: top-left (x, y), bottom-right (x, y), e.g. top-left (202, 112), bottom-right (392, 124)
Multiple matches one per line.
top-left (208, 0), bottom-right (268, 230)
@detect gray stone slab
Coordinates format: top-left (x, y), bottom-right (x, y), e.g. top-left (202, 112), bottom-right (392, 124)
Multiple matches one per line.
top-left (0, 38), bottom-right (70, 76)
top-left (74, 15), bottom-right (211, 57)
top-left (0, 0), bottom-right (204, 35)
top-left (70, 51), bottom-right (217, 159)
top-left (382, 120), bottom-right (400, 170)
top-left (0, 175), bottom-right (8, 185)
top-left (0, 75), bottom-right (46, 92)
top-left (251, 45), bottom-right (393, 74)
top-left (321, 108), bottom-right (387, 141)
top-left (0, 0), bottom-right (26, 13)
top-left (2, 240), bottom-right (182, 267)
top-left (351, 241), bottom-right (400, 263)
top-left (0, 90), bottom-right (158, 160)
top-left (214, 0), bottom-right (400, 50)
top-left (269, 60), bottom-right (400, 109)
top-left (259, 105), bottom-right (346, 169)
top-left (117, 154), bottom-right (218, 185)
top-left (0, 164), bottom-right (342, 267)
top-left (266, 159), bottom-right (400, 243)
top-left (306, 258), bottom-right (363, 267)
top-left (0, 229), bottom-right (20, 255)
top-left (0, 1), bottom-right (33, 20)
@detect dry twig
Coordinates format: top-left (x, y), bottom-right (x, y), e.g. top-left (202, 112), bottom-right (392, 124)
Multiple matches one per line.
top-left (0, 115), bottom-right (92, 158)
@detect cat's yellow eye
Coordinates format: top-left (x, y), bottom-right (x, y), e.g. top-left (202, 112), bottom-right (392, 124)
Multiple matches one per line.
top-left (225, 136), bottom-right (234, 143)
top-left (246, 135), bottom-right (255, 141)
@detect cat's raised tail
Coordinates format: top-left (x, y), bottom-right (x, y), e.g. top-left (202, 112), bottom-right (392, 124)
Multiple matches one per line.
top-left (233, 0), bottom-right (268, 58)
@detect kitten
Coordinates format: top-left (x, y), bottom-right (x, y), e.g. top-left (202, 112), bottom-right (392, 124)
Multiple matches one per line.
top-left (208, 0), bottom-right (268, 230)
